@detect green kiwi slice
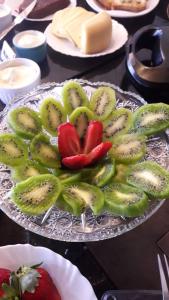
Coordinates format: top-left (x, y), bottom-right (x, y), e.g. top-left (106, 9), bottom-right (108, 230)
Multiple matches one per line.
top-left (11, 174), bottom-right (62, 215)
top-left (109, 133), bottom-right (146, 164)
top-left (12, 160), bottom-right (50, 182)
top-left (62, 81), bottom-right (89, 115)
top-left (0, 133), bottom-right (28, 166)
top-left (69, 106), bottom-right (94, 138)
top-left (133, 103), bottom-right (169, 136)
top-left (113, 164), bottom-right (129, 183)
top-left (30, 133), bottom-right (60, 168)
top-left (91, 161), bottom-right (115, 187)
top-left (8, 107), bottom-right (42, 139)
top-left (62, 183), bottom-right (104, 215)
top-left (127, 161), bottom-right (169, 199)
top-left (103, 182), bottom-right (148, 217)
top-left (103, 108), bottom-right (132, 140)
top-left (54, 169), bottom-right (81, 184)
top-left (89, 86), bottom-right (116, 121)
top-left (69, 107), bottom-right (94, 138)
top-left (40, 97), bottom-right (67, 136)
top-left (55, 195), bottom-right (74, 214)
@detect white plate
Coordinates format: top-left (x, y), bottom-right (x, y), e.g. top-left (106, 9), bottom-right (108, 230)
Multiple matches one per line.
top-left (86, 0), bottom-right (160, 18)
top-left (0, 244), bottom-right (97, 300)
top-left (4, 0), bottom-right (77, 21)
top-left (44, 20), bottom-right (128, 58)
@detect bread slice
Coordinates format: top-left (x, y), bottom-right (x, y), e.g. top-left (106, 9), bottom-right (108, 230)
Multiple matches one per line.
top-left (113, 0), bottom-right (147, 12)
top-left (64, 10), bottom-right (95, 48)
top-left (51, 7), bottom-right (87, 40)
top-left (97, 0), bottom-right (114, 9)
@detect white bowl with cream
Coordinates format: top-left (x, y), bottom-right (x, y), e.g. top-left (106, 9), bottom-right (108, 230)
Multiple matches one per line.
top-left (0, 4), bottom-right (12, 32)
top-left (0, 58), bottom-right (41, 104)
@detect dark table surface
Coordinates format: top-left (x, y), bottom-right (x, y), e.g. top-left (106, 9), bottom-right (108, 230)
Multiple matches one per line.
top-left (0, 0), bottom-right (169, 299)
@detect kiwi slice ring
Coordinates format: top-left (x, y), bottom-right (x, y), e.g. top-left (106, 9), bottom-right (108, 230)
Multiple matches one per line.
top-left (0, 80), bottom-right (168, 242)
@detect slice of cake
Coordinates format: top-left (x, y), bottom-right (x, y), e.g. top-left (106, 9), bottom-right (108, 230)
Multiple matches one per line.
top-left (81, 12), bottom-right (112, 54)
top-left (19, 0), bottom-right (70, 19)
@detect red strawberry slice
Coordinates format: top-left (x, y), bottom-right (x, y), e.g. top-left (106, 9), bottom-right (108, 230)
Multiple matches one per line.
top-left (0, 268), bottom-right (10, 297)
top-left (58, 123), bottom-right (81, 158)
top-left (87, 141), bottom-right (112, 165)
top-left (62, 154), bottom-right (89, 169)
top-left (83, 121), bottom-right (103, 154)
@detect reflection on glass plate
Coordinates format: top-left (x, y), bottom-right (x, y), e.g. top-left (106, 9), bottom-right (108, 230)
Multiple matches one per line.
top-left (0, 244), bottom-right (97, 300)
top-left (0, 79), bottom-right (169, 242)
top-left (86, 0), bottom-right (159, 18)
top-left (44, 20), bottom-right (128, 58)
top-left (4, 0), bottom-right (77, 21)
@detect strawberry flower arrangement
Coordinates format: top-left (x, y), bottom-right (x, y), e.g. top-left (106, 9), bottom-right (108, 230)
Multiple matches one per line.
top-left (0, 81), bottom-right (169, 219)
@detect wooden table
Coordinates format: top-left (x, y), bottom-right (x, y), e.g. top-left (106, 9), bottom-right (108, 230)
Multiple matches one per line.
top-left (0, 1), bottom-right (169, 298)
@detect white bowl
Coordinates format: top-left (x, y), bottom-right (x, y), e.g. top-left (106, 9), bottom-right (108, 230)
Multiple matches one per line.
top-left (0, 4), bottom-right (12, 32)
top-left (0, 58), bottom-right (41, 105)
top-left (0, 244), bottom-right (97, 300)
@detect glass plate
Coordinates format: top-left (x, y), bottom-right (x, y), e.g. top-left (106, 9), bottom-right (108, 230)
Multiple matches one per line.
top-left (0, 79), bottom-right (169, 242)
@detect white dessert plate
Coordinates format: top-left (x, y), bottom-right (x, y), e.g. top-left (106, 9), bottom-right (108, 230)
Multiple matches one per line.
top-left (44, 20), bottom-right (128, 58)
top-left (4, 0), bottom-right (77, 21)
top-left (86, 0), bottom-right (160, 18)
top-left (0, 244), bottom-right (97, 300)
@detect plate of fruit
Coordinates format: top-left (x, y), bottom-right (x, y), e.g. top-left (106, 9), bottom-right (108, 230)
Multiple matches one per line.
top-left (0, 243), bottom-right (97, 300)
top-left (0, 79), bottom-right (169, 242)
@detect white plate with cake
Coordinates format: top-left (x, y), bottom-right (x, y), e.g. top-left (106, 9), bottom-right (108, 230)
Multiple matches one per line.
top-left (4, 0), bottom-right (77, 21)
top-left (86, 0), bottom-right (160, 18)
top-left (44, 7), bottom-right (128, 58)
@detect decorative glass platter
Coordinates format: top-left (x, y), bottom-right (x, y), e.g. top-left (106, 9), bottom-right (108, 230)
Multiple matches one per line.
top-left (0, 79), bottom-right (168, 242)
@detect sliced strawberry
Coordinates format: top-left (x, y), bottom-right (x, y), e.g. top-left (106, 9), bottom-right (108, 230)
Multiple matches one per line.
top-left (83, 121), bottom-right (103, 154)
top-left (62, 154), bottom-right (89, 169)
top-left (87, 141), bottom-right (112, 165)
top-left (58, 122), bottom-right (81, 158)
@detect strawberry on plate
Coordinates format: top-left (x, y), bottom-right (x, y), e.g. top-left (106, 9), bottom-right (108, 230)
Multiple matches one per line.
top-left (0, 265), bottom-right (61, 300)
top-left (58, 123), bottom-right (81, 158)
top-left (83, 121), bottom-right (103, 154)
top-left (0, 268), bottom-right (10, 297)
top-left (20, 266), bottom-right (61, 300)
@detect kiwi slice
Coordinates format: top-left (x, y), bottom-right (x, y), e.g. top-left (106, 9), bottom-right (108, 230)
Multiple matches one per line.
top-left (40, 97), bottom-right (67, 136)
top-left (62, 183), bottom-right (104, 215)
top-left (11, 174), bottom-right (62, 215)
top-left (62, 81), bottom-right (89, 115)
top-left (89, 86), bottom-right (116, 121)
top-left (113, 164), bottom-right (129, 183)
top-left (127, 161), bottom-right (169, 199)
top-left (109, 133), bottom-right (146, 164)
top-left (103, 108), bottom-right (132, 140)
top-left (69, 107), bottom-right (94, 138)
top-left (56, 195), bottom-right (74, 214)
top-left (103, 182), bottom-right (148, 217)
top-left (54, 169), bottom-right (81, 184)
top-left (8, 107), bottom-right (42, 139)
top-left (133, 103), bottom-right (169, 136)
top-left (12, 160), bottom-right (50, 182)
top-left (91, 161), bottom-right (115, 187)
top-left (0, 133), bottom-right (28, 166)
top-left (30, 133), bottom-right (60, 168)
